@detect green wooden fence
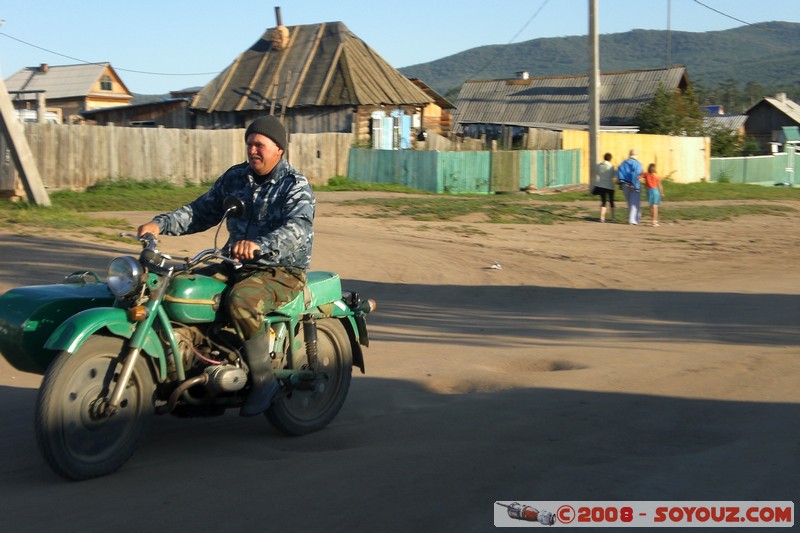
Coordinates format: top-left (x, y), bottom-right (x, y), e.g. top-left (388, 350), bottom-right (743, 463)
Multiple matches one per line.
top-left (710, 149), bottom-right (796, 186)
top-left (346, 148), bottom-right (581, 193)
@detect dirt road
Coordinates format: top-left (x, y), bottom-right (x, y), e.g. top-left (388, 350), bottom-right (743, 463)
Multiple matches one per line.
top-left (0, 193), bottom-right (798, 531)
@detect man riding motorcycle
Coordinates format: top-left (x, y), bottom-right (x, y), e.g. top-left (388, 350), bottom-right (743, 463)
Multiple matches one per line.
top-left (137, 115), bottom-right (315, 416)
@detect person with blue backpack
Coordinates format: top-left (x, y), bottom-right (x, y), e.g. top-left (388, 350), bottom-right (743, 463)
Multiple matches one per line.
top-left (617, 149), bottom-right (643, 225)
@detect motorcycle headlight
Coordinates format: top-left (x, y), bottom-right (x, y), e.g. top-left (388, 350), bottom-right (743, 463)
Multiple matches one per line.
top-left (107, 256), bottom-right (143, 298)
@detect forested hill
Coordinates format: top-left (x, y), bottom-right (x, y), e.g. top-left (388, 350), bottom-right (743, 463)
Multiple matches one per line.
top-left (399, 21), bottom-right (800, 102)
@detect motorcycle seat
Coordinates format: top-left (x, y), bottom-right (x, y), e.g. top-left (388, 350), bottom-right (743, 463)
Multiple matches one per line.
top-left (275, 271), bottom-right (342, 315)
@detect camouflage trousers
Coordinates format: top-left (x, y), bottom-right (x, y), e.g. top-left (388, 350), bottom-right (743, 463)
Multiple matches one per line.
top-left (203, 265), bottom-right (306, 340)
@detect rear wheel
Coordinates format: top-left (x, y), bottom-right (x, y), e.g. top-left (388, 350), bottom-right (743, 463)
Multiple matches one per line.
top-left (34, 335), bottom-right (155, 480)
top-left (267, 319), bottom-right (353, 435)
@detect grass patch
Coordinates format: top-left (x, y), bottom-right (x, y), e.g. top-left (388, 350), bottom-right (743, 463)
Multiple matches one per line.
top-left (0, 178), bottom-right (797, 230)
top-left (0, 203), bottom-right (128, 231)
top-left (417, 224), bottom-right (489, 236)
top-left (51, 178), bottom-right (212, 211)
top-left (533, 180), bottom-right (800, 202)
top-left (335, 181), bottom-right (799, 223)
top-left (339, 196), bottom-right (796, 224)
top-left (315, 176), bottom-right (431, 194)
top-left (345, 197), bottom-right (589, 224)
top-left (658, 203), bottom-right (794, 221)
top-left (660, 181), bottom-right (800, 201)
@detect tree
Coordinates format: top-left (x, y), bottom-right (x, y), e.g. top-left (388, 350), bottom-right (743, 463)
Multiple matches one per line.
top-left (636, 84), bottom-right (750, 156)
top-left (743, 81), bottom-right (765, 109)
top-left (635, 83), bottom-right (704, 136)
top-left (706, 126), bottom-right (745, 157)
top-left (719, 78), bottom-right (741, 112)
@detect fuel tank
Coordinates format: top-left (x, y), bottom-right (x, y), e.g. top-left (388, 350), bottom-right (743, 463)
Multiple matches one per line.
top-left (162, 274), bottom-right (227, 324)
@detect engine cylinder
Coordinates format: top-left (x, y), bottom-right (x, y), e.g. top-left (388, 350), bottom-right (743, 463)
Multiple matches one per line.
top-left (204, 365), bottom-right (247, 392)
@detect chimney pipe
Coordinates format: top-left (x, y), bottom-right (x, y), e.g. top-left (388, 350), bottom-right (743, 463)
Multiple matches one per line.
top-left (271, 6), bottom-right (289, 51)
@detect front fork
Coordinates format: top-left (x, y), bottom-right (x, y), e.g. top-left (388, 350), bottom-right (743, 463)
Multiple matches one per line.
top-left (102, 347), bottom-right (143, 416)
top-left (102, 271), bottom-right (172, 416)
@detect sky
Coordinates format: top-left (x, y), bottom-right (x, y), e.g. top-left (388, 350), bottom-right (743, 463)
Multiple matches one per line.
top-left (1, 0), bottom-right (798, 95)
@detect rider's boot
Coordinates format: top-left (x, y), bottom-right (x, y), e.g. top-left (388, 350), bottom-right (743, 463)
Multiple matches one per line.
top-left (240, 330), bottom-right (279, 417)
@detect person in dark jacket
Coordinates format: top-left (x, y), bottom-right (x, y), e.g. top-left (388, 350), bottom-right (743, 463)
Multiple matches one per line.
top-left (137, 116), bottom-right (315, 416)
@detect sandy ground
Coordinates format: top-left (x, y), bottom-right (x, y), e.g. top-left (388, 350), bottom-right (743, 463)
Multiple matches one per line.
top-left (0, 192), bottom-right (798, 531)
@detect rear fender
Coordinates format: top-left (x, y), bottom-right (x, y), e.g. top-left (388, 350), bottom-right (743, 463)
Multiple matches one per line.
top-left (44, 307), bottom-right (167, 377)
top-left (337, 315), bottom-right (365, 374)
top-left (312, 301), bottom-right (368, 374)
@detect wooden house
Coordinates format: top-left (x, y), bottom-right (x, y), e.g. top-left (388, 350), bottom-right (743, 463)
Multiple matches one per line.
top-left (744, 93), bottom-right (800, 153)
top-left (701, 105), bottom-right (747, 137)
top-left (408, 78), bottom-right (455, 135)
top-left (452, 66), bottom-right (690, 147)
top-left (81, 97), bottom-right (194, 128)
top-left (190, 20), bottom-right (434, 143)
top-left (4, 63), bottom-right (132, 124)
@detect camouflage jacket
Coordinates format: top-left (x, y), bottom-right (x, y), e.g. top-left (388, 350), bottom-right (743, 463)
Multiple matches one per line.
top-left (152, 159), bottom-right (315, 269)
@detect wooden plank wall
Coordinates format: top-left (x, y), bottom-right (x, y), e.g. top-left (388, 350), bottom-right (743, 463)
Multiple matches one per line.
top-left (562, 130), bottom-right (710, 184)
top-left (289, 132), bottom-right (353, 185)
top-left (525, 128), bottom-right (562, 150)
top-left (346, 148), bottom-right (581, 194)
top-left (710, 152), bottom-right (794, 185)
top-left (7, 123), bottom-right (244, 190)
top-left (0, 124), bottom-right (354, 194)
top-left (1, 123), bottom-right (713, 198)
top-left (423, 131), bottom-right (489, 152)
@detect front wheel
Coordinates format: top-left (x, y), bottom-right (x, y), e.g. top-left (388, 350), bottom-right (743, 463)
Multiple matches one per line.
top-left (267, 318), bottom-right (353, 436)
top-left (34, 335), bottom-right (155, 480)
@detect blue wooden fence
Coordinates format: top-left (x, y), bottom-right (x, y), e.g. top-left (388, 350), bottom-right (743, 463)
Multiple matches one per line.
top-left (346, 148), bottom-right (581, 193)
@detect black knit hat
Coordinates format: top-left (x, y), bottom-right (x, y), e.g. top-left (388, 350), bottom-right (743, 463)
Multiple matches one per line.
top-left (245, 116), bottom-right (287, 152)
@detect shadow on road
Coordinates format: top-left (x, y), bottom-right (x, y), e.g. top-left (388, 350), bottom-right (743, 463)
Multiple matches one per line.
top-left (0, 379), bottom-right (796, 531)
top-left (345, 279), bottom-right (800, 348)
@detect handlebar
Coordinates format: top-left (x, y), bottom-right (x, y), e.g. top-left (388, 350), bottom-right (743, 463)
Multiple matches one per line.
top-left (120, 232), bottom-right (246, 272)
top-left (123, 197), bottom-right (256, 274)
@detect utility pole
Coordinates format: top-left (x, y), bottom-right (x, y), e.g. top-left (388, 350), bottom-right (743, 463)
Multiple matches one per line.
top-left (666, 0), bottom-right (672, 67)
top-left (588, 0), bottom-right (600, 188)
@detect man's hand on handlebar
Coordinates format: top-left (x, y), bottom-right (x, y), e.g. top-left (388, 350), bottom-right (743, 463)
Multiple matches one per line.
top-left (231, 240), bottom-right (261, 261)
top-left (137, 221), bottom-right (161, 238)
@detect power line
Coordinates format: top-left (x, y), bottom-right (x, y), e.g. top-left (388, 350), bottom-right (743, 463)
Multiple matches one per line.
top-left (508, 0), bottom-right (549, 44)
top-left (465, 0), bottom-right (550, 81)
top-left (692, 0), bottom-right (751, 26)
top-left (0, 31), bottom-right (220, 76)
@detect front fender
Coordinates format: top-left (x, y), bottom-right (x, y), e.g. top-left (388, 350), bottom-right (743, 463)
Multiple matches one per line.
top-left (44, 307), bottom-right (167, 364)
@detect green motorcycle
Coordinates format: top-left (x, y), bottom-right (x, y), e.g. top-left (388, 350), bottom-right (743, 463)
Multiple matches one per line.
top-left (0, 197), bottom-right (375, 480)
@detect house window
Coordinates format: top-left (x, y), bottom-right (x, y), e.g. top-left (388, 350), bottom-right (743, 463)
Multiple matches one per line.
top-left (100, 76), bottom-right (112, 91)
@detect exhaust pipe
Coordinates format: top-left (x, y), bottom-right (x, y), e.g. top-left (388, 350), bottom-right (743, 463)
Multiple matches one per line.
top-left (155, 374), bottom-right (209, 414)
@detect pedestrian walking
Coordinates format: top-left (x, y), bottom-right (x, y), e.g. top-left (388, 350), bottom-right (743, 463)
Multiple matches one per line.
top-left (594, 152), bottom-right (616, 223)
top-left (617, 149), bottom-right (643, 225)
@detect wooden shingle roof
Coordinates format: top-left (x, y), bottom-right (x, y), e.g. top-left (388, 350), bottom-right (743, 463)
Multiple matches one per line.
top-left (452, 66), bottom-right (689, 130)
top-left (192, 21), bottom-right (432, 113)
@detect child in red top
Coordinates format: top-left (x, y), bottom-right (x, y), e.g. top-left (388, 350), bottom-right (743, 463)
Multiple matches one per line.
top-left (641, 163), bottom-right (664, 227)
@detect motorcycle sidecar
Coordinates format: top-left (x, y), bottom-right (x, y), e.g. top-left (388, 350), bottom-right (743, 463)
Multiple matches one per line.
top-left (0, 273), bottom-right (115, 374)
